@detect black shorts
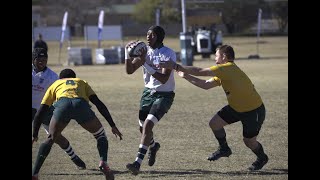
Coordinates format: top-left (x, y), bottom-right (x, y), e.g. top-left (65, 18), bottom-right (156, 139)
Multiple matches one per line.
top-left (217, 104), bottom-right (266, 138)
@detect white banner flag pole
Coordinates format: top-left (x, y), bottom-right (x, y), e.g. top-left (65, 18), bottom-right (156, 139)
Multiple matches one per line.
top-left (248, 8), bottom-right (262, 59)
top-left (256, 8), bottom-right (262, 55)
top-left (98, 10), bottom-right (104, 48)
top-left (58, 11), bottom-right (68, 65)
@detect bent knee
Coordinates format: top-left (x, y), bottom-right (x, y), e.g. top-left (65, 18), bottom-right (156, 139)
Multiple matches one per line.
top-left (243, 137), bottom-right (257, 148)
top-left (209, 114), bottom-right (226, 130)
top-left (45, 135), bottom-right (55, 146)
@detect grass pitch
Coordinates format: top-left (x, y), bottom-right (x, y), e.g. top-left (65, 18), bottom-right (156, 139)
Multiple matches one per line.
top-left (32, 36), bottom-right (288, 180)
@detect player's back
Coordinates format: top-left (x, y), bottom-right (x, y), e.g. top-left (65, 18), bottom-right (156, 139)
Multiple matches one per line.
top-left (42, 78), bottom-right (95, 106)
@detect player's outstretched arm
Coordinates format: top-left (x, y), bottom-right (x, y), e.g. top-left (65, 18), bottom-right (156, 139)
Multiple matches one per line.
top-left (159, 61), bottom-right (215, 76)
top-left (178, 71), bottom-right (218, 90)
top-left (32, 104), bottom-right (50, 140)
top-left (89, 94), bottom-right (123, 140)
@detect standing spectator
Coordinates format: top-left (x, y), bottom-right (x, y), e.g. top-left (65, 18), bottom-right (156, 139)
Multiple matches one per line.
top-left (125, 25), bottom-right (176, 175)
top-left (32, 48), bottom-right (86, 170)
top-left (160, 45), bottom-right (269, 171)
top-left (34, 33), bottom-right (48, 51)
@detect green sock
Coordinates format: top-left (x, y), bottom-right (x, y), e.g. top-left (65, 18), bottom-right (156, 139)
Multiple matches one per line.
top-left (97, 137), bottom-right (108, 162)
top-left (32, 141), bottom-right (53, 175)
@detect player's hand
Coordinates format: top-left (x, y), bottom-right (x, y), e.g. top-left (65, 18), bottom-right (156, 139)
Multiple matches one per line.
top-left (111, 126), bottom-right (123, 140)
top-left (139, 46), bottom-right (147, 58)
top-left (177, 71), bottom-right (185, 78)
top-left (138, 48), bottom-right (147, 65)
top-left (32, 137), bottom-right (38, 146)
top-left (159, 60), bottom-right (176, 69)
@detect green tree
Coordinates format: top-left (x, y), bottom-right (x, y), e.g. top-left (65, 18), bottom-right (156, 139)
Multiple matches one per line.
top-left (215, 0), bottom-right (265, 34)
top-left (269, 1), bottom-right (288, 33)
top-left (133, 0), bottom-right (181, 24)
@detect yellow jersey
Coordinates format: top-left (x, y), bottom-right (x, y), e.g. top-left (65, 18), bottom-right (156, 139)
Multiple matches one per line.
top-left (41, 78), bottom-right (96, 106)
top-left (209, 62), bottom-right (262, 112)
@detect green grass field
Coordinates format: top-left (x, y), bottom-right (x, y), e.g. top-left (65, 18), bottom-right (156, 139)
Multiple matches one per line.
top-left (32, 36), bottom-right (288, 180)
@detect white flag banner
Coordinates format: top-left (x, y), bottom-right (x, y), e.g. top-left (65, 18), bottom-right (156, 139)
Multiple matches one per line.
top-left (257, 8), bottom-right (262, 40)
top-left (98, 10), bottom-right (104, 43)
top-left (58, 11), bottom-right (68, 64)
top-left (60, 11), bottom-right (68, 47)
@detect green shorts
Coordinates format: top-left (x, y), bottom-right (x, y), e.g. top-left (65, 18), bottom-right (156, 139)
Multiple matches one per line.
top-left (139, 88), bottom-right (175, 121)
top-left (53, 97), bottom-right (96, 124)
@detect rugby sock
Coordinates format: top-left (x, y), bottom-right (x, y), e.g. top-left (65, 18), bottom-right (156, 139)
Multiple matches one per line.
top-left (149, 137), bottom-right (155, 148)
top-left (62, 142), bottom-right (77, 159)
top-left (93, 127), bottom-right (108, 162)
top-left (32, 140), bottom-right (53, 175)
top-left (213, 128), bottom-right (229, 149)
top-left (135, 144), bottom-right (148, 166)
top-left (252, 142), bottom-right (266, 159)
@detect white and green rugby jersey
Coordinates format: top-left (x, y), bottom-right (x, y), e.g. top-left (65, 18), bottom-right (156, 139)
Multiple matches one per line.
top-left (142, 45), bottom-right (176, 92)
top-left (32, 65), bottom-right (58, 110)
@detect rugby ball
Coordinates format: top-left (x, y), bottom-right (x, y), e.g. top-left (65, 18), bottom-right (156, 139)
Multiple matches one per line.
top-left (127, 40), bottom-right (147, 57)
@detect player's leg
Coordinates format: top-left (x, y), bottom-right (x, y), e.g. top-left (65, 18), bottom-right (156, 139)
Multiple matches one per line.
top-left (139, 110), bottom-right (160, 166)
top-left (32, 117), bottom-right (68, 178)
top-left (73, 97), bottom-right (114, 179)
top-left (126, 88), bottom-right (153, 175)
top-left (51, 133), bottom-right (86, 170)
top-left (207, 105), bottom-right (237, 161)
top-left (42, 106), bottom-right (86, 170)
top-left (139, 111), bottom-right (157, 147)
top-left (127, 92), bottom-right (174, 175)
top-left (146, 94), bottom-right (176, 167)
top-left (241, 104), bottom-right (268, 171)
top-left (74, 99), bottom-right (110, 166)
top-left (127, 118), bottom-right (155, 175)
top-left (32, 98), bottom-right (73, 178)
top-left (243, 136), bottom-right (268, 171)
top-left (79, 116), bottom-right (114, 180)
top-left (147, 92), bottom-right (174, 166)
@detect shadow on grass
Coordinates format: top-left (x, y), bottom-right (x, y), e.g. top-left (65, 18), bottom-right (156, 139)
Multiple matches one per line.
top-left (138, 168), bottom-right (288, 178)
top-left (47, 168), bottom-right (288, 177)
top-left (236, 56), bottom-right (288, 60)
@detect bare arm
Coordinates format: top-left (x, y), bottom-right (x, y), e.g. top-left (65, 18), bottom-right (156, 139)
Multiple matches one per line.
top-left (151, 67), bottom-right (172, 84)
top-left (32, 104), bottom-right (50, 139)
top-left (89, 94), bottom-right (115, 127)
top-left (89, 94), bottom-right (123, 140)
top-left (159, 60), bottom-right (215, 76)
top-left (178, 71), bottom-right (219, 90)
top-left (125, 57), bottom-right (145, 74)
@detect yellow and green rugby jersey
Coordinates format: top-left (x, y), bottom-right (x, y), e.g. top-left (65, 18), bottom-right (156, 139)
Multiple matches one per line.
top-left (41, 78), bottom-right (95, 106)
top-left (209, 62), bottom-right (262, 112)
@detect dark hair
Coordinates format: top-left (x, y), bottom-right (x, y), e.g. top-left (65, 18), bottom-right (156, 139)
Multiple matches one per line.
top-left (148, 25), bottom-right (165, 43)
top-left (32, 48), bottom-right (48, 60)
top-left (216, 45), bottom-right (235, 61)
top-left (59, 69), bottom-right (76, 79)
